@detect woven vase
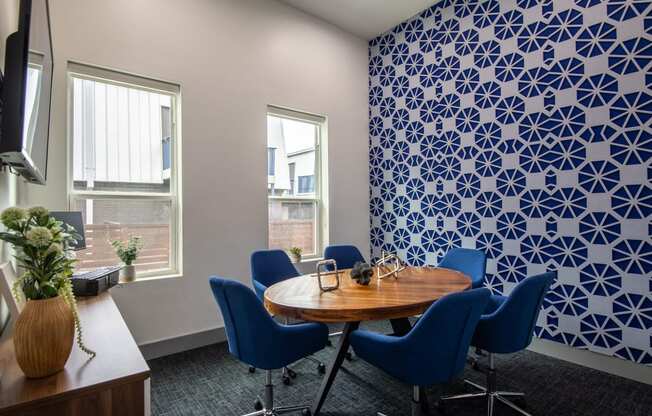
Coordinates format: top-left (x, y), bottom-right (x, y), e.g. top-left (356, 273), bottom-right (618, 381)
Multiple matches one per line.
top-left (14, 295), bottom-right (75, 378)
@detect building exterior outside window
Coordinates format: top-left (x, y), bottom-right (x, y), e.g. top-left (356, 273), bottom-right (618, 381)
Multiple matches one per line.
top-left (267, 107), bottom-right (327, 258)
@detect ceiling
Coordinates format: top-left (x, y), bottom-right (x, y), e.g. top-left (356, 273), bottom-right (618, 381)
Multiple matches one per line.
top-left (277, 0), bottom-right (439, 40)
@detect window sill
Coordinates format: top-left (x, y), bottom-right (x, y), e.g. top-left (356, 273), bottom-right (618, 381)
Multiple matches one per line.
top-left (294, 257), bottom-right (324, 274)
top-left (297, 256), bottom-right (324, 264)
top-left (114, 272), bottom-right (182, 286)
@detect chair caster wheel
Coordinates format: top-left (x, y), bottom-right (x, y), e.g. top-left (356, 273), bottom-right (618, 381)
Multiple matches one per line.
top-left (302, 409), bottom-right (311, 416)
top-left (318, 363), bottom-right (326, 374)
top-left (345, 352), bottom-right (353, 361)
top-left (471, 361), bottom-right (480, 371)
top-left (287, 368), bottom-right (297, 378)
top-left (282, 375), bottom-right (291, 385)
top-left (326, 339), bottom-right (332, 346)
top-left (254, 399), bottom-right (263, 411)
top-left (248, 366), bottom-right (256, 373)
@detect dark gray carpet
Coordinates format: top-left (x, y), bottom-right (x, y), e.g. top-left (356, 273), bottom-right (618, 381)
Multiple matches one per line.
top-left (149, 321), bottom-right (652, 416)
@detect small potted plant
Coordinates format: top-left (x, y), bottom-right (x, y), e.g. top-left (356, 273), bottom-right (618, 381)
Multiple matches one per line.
top-left (111, 236), bottom-right (143, 282)
top-left (0, 206), bottom-right (95, 378)
top-left (289, 246), bottom-right (302, 264)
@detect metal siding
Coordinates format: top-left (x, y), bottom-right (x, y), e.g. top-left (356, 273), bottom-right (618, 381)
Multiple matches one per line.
top-left (72, 78), bottom-right (167, 185)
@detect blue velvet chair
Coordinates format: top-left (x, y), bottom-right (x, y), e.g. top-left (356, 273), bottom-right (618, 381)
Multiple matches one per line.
top-left (441, 271), bottom-right (556, 416)
top-left (350, 288), bottom-right (491, 416)
top-left (323, 244), bottom-right (365, 269)
top-left (250, 249), bottom-right (326, 383)
top-left (209, 277), bottom-right (328, 416)
top-left (251, 249), bottom-right (300, 300)
top-left (439, 247), bottom-right (487, 288)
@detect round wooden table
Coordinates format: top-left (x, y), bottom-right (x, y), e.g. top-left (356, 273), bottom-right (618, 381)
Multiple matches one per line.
top-left (264, 266), bottom-right (471, 416)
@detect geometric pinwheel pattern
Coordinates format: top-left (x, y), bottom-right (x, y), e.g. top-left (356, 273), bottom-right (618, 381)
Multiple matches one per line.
top-left (369, 0), bottom-right (652, 365)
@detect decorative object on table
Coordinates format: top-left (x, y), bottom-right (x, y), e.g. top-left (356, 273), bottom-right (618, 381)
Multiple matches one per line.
top-left (0, 206), bottom-right (96, 378)
top-left (111, 235), bottom-right (143, 282)
top-left (374, 250), bottom-right (406, 280)
top-left (0, 262), bottom-right (24, 319)
top-left (350, 261), bottom-right (373, 285)
top-left (71, 266), bottom-right (121, 297)
top-left (288, 246), bottom-right (302, 264)
top-left (315, 259), bottom-right (339, 292)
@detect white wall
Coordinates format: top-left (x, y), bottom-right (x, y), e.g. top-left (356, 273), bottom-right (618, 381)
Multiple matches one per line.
top-left (22, 0), bottom-right (370, 345)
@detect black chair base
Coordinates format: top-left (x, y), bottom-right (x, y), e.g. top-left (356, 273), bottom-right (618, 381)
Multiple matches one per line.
top-left (305, 356), bottom-right (327, 374)
top-left (442, 379), bottom-right (529, 416)
top-left (246, 404), bottom-right (309, 416)
top-left (440, 353), bottom-right (530, 416)
top-left (377, 386), bottom-right (431, 416)
top-left (281, 366), bottom-right (296, 385)
top-left (250, 363), bottom-right (319, 386)
top-left (247, 370), bottom-right (311, 416)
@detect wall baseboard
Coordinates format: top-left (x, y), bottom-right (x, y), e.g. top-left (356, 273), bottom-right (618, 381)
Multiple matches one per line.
top-left (528, 338), bottom-right (651, 385)
top-left (139, 327), bottom-right (650, 386)
top-left (139, 327), bottom-right (226, 360)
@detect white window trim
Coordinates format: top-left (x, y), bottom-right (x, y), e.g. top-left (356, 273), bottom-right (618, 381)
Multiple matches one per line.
top-left (66, 61), bottom-right (183, 279)
top-left (267, 105), bottom-right (329, 260)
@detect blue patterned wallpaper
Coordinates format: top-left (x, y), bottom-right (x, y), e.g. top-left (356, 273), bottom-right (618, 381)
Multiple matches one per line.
top-left (368, 0), bottom-right (651, 364)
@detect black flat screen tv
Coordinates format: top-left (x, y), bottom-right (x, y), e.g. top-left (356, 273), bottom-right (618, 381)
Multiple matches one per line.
top-left (0, 0), bottom-right (53, 185)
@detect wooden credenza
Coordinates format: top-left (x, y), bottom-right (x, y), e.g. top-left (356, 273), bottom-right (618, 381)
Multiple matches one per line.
top-left (0, 292), bottom-right (151, 415)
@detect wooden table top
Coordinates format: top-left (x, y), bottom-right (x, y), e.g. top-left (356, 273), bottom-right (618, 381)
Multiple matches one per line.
top-left (264, 266), bottom-right (472, 322)
top-left (0, 292), bottom-right (150, 413)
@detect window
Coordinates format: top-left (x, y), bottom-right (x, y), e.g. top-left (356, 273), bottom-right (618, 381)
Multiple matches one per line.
top-left (67, 63), bottom-right (181, 279)
top-left (298, 175), bottom-right (315, 194)
top-left (283, 202), bottom-right (314, 220)
top-left (267, 148), bottom-right (276, 176)
top-left (267, 106), bottom-right (327, 258)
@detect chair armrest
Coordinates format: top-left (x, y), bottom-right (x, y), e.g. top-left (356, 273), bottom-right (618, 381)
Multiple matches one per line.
top-left (253, 280), bottom-right (267, 301)
top-left (350, 330), bottom-right (407, 362)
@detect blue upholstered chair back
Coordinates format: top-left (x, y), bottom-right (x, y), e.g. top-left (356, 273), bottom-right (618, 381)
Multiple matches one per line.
top-left (323, 244), bottom-right (365, 269)
top-left (406, 288), bottom-right (490, 384)
top-left (439, 248), bottom-right (487, 288)
top-left (350, 288), bottom-right (490, 386)
top-left (473, 272), bottom-right (556, 354)
top-left (250, 249), bottom-right (299, 300)
top-left (209, 276), bottom-right (329, 370)
top-left (209, 277), bottom-right (279, 367)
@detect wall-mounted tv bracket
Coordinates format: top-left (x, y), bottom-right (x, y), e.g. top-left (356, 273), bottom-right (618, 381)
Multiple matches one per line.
top-left (314, 259), bottom-right (340, 292)
top-left (374, 250), bottom-right (406, 280)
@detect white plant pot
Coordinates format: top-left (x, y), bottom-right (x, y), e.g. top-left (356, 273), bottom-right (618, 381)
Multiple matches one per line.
top-left (292, 256), bottom-right (301, 264)
top-left (120, 265), bottom-right (136, 282)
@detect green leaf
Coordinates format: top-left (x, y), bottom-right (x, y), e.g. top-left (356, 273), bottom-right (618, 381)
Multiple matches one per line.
top-left (23, 282), bottom-right (37, 299)
top-left (0, 233), bottom-right (26, 246)
top-left (41, 282), bottom-right (58, 298)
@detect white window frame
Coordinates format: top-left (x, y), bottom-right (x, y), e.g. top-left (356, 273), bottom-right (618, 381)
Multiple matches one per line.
top-left (267, 105), bottom-right (329, 260)
top-left (66, 62), bottom-right (183, 279)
